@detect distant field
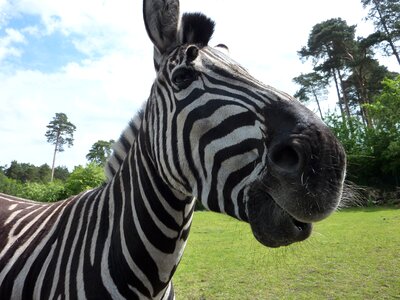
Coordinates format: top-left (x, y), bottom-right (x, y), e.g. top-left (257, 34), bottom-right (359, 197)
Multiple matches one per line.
top-left (173, 207), bottom-right (400, 299)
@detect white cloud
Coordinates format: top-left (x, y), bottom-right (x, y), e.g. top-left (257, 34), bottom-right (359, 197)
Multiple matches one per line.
top-left (0, 0), bottom-right (10, 25)
top-left (21, 25), bottom-right (40, 36)
top-left (0, 28), bottom-right (27, 61)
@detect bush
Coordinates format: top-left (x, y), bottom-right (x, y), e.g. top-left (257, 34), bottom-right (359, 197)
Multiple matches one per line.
top-left (0, 173), bottom-right (66, 202)
top-left (0, 172), bottom-right (23, 196)
top-left (64, 163), bottom-right (105, 195)
top-left (1, 163), bottom-right (106, 202)
top-left (325, 76), bottom-right (400, 189)
top-left (20, 181), bottom-right (66, 202)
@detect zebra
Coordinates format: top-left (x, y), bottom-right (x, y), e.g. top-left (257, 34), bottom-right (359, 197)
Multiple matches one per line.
top-left (0, 0), bottom-right (346, 299)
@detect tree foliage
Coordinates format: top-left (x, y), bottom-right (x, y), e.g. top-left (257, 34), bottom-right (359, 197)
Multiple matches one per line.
top-left (0, 162), bottom-right (104, 201)
top-left (3, 161), bottom-right (69, 183)
top-left (53, 166), bottom-right (70, 181)
top-left (362, 0), bottom-right (400, 64)
top-left (0, 172), bottom-right (67, 202)
top-left (364, 76), bottom-right (400, 175)
top-left (86, 140), bottom-right (115, 166)
top-left (297, 17), bottom-right (397, 129)
top-left (5, 161), bottom-right (40, 183)
top-left (293, 72), bottom-right (328, 120)
top-left (64, 163), bottom-right (105, 195)
top-left (298, 18), bottom-right (357, 125)
top-left (326, 76), bottom-right (400, 188)
top-left (45, 113), bottom-right (76, 152)
top-left (45, 113), bottom-right (76, 181)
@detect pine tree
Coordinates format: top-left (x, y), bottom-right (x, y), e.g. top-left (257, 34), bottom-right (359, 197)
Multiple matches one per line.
top-left (45, 113), bottom-right (76, 181)
top-left (362, 0), bottom-right (400, 65)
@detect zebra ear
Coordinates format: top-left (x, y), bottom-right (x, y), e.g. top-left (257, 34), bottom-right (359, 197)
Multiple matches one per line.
top-left (179, 13), bottom-right (215, 46)
top-left (143, 0), bottom-right (180, 55)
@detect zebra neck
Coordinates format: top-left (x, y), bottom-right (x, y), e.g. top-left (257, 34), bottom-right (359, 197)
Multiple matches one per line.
top-left (102, 136), bottom-right (195, 298)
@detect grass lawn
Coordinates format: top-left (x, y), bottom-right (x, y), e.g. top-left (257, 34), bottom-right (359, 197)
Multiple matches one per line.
top-left (173, 207), bottom-right (400, 299)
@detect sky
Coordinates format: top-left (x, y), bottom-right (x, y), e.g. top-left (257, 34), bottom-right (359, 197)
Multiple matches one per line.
top-left (0, 0), bottom-right (399, 171)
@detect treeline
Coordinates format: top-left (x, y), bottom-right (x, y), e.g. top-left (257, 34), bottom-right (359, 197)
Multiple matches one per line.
top-left (2, 161), bottom-right (70, 183)
top-left (0, 162), bottom-right (106, 202)
top-left (0, 117), bottom-right (115, 201)
top-left (294, 0), bottom-right (400, 189)
top-left (0, 139), bottom-right (114, 202)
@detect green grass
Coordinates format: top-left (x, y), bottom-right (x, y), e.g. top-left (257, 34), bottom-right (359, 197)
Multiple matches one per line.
top-left (173, 207), bottom-right (400, 299)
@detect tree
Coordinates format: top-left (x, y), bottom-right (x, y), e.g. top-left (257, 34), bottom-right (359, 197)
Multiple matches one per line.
top-left (326, 76), bottom-right (400, 188)
top-left (364, 76), bottom-right (400, 176)
top-left (5, 161), bottom-right (22, 181)
top-left (293, 72), bottom-right (328, 120)
top-left (5, 160), bottom-right (39, 183)
top-left (299, 18), bottom-right (357, 126)
top-left (37, 164), bottom-right (51, 182)
top-left (2, 161), bottom-right (68, 183)
top-left (86, 140), bottom-right (115, 166)
top-left (341, 37), bottom-right (397, 128)
top-left (362, 0), bottom-right (400, 65)
top-left (53, 166), bottom-right (70, 182)
top-left (0, 172), bottom-right (22, 196)
top-left (45, 113), bottom-right (76, 181)
top-left (0, 165), bottom-right (6, 175)
top-left (65, 163), bottom-right (105, 195)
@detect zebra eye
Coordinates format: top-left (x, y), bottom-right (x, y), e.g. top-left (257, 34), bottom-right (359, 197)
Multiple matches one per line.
top-left (172, 67), bottom-right (197, 89)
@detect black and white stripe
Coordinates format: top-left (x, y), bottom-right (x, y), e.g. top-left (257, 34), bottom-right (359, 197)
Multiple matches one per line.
top-left (0, 5), bottom-right (262, 299)
top-left (0, 0), bottom-right (347, 299)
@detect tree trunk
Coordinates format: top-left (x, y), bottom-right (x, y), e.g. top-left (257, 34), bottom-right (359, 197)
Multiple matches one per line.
top-left (312, 89), bottom-right (324, 120)
top-left (50, 131), bottom-right (60, 182)
top-left (50, 146), bottom-right (57, 182)
top-left (332, 70), bottom-right (347, 125)
top-left (357, 85), bottom-right (373, 129)
top-left (352, 65), bottom-right (373, 128)
top-left (337, 68), bottom-right (355, 134)
top-left (336, 68), bottom-right (352, 121)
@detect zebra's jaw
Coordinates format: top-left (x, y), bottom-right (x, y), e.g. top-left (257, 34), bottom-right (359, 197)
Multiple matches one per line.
top-left (246, 188), bottom-right (313, 248)
top-left (245, 153), bottom-right (345, 248)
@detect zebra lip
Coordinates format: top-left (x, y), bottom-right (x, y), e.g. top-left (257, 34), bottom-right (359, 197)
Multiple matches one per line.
top-left (247, 191), bottom-right (312, 248)
top-left (268, 198), bottom-right (313, 247)
top-left (271, 196), bottom-right (312, 232)
top-left (288, 215), bottom-right (311, 234)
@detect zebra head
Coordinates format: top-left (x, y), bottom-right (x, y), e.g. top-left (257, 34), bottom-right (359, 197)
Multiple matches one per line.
top-left (143, 0), bottom-right (346, 248)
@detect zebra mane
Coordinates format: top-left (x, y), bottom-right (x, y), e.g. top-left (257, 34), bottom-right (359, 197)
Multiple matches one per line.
top-left (105, 109), bottom-right (144, 181)
top-left (180, 13), bottom-right (215, 46)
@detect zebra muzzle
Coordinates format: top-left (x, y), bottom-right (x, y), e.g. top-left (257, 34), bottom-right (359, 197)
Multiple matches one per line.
top-left (246, 189), bottom-right (313, 248)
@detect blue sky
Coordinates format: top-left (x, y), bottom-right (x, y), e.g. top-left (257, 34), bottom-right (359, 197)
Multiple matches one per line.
top-left (0, 0), bottom-right (398, 170)
top-left (2, 14), bottom-right (86, 72)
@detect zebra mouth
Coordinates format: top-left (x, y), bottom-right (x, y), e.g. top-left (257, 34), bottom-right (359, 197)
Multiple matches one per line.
top-left (246, 190), bottom-right (312, 248)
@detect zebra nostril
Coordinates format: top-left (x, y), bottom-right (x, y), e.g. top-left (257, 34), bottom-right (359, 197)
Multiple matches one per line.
top-left (269, 143), bottom-right (302, 174)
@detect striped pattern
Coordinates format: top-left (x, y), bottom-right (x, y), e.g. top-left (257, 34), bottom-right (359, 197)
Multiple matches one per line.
top-left (0, 131), bottom-right (194, 299)
top-left (0, 42), bottom-right (281, 298)
top-left (0, 2), bottom-right (346, 299)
